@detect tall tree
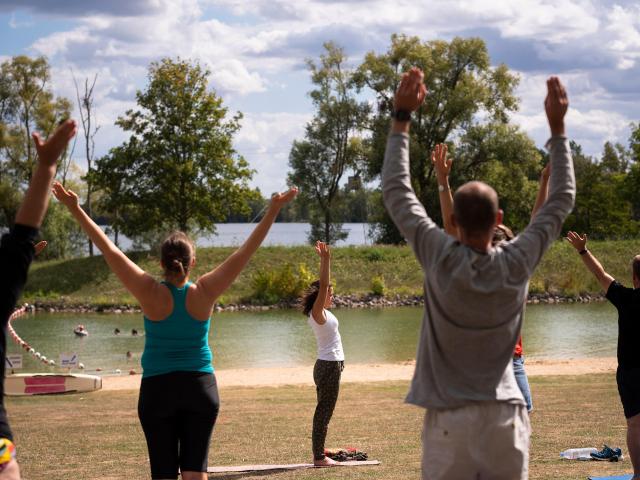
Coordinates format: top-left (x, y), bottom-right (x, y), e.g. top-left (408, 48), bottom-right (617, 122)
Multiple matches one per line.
top-left (0, 56), bottom-right (71, 231)
top-left (0, 56), bottom-right (71, 185)
top-left (288, 42), bottom-right (370, 244)
top-left (99, 58), bottom-right (253, 245)
top-left (354, 35), bottom-right (519, 243)
top-left (73, 72), bottom-right (100, 256)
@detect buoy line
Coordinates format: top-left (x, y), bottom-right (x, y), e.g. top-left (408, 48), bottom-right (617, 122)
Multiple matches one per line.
top-left (7, 306), bottom-right (85, 370)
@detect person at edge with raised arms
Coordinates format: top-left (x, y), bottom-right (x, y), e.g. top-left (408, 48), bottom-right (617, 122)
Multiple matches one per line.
top-left (382, 66), bottom-right (574, 478)
top-left (566, 231), bottom-right (640, 474)
top-left (0, 119), bottom-right (77, 480)
top-left (431, 142), bottom-right (552, 413)
top-left (52, 180), bottom-right (297, 480)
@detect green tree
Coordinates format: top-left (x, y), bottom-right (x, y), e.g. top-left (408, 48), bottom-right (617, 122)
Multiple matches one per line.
top-left (0, 56), bottom-right (71, 185)
top-left (102, 58), bottom-right (254, 245)
top-left (354, 35), bottom-right (519, 243)
top-left (565, 141), bottom-right (638, 238)
top-left (288, 42), bottom-right (370, 244)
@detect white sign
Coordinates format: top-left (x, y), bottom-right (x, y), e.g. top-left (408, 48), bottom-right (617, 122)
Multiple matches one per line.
top-left (5, 354), bottom-right (22, 369)
top-left (60, 353), bottom-right (79, 368)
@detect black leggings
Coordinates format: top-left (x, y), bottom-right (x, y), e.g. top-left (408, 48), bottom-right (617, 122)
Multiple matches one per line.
top-left (138, 371), bottom-right (220, 479)
top-left (312, 359), bottom-right (343, 460)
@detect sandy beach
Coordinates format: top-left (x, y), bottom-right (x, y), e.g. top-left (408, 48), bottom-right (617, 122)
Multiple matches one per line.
top-left (101, 356), bottom-right (618, 391)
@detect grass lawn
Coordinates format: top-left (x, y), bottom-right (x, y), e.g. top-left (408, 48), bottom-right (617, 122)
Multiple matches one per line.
top-left (22, 239), bottom-right (640, 306)
top-left (7, 374), bottom-right (631, 479)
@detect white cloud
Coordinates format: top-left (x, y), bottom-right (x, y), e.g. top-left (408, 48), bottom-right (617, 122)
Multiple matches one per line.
top-left (4, 0), bottom-right (636, 191)
top-left (235, 112), bottom-right (311, 194)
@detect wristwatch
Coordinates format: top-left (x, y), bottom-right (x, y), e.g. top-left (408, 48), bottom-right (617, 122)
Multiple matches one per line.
top-left (392, 109), bottom-right (412, 122)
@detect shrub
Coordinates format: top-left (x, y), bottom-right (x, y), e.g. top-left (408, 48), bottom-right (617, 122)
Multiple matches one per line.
top-left (250, 263), bottom-right (313, 305)
top-left (371, 275), bottom-right (386, 296)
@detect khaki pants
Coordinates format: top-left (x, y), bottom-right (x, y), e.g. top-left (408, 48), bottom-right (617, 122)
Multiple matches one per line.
top-left (422, 402), bottom-right (530, 480)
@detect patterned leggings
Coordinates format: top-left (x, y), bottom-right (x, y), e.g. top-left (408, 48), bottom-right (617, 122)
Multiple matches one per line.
top-left (312, 359), bottom-right (344, 460)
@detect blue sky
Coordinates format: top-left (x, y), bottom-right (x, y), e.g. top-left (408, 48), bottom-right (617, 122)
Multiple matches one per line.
top-left (1, 0), bottom-right (639, 194)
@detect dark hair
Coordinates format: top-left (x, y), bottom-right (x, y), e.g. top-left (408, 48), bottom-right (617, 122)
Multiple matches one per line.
top-left (633, 255), bottom-right (640, 281)
top-left (161, 231), bottom-right (194, 278)
top-left (492, 224), bottom-right (515, 246)
top-left (301, 280), bottom-right (321, 316)
top-left (453, 181), bottom-right (499, 237)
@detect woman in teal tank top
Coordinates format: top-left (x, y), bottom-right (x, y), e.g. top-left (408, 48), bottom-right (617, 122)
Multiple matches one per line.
top-left (52, 181), bottom-right (297, 480)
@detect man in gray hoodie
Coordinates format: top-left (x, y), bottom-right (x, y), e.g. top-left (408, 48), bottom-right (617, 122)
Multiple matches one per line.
top-left (382, 68), bottom-right (575, 479)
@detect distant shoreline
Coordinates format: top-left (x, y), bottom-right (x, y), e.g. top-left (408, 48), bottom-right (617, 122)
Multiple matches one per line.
top-left (24, 291), bottom-right (607, 314)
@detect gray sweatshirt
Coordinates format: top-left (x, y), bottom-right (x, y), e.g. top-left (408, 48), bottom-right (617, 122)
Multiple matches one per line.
top-left (382, 132), bottom-right (575, 409)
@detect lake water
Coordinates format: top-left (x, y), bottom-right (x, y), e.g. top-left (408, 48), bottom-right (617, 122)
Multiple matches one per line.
top-left (6, 302), bottom-right (619, 374)
top-left (112, 223), bottom-right (373, 251)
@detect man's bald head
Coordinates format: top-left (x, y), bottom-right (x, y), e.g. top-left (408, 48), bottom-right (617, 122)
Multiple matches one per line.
top-left (453, 181), bottom-right (500, 237)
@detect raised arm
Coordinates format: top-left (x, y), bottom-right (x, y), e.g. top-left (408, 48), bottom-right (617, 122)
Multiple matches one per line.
top-left (311, 241), bottom-right (331, 325)
top-left (565, 231), bottom-right (614, 291)
top-left (382, 68), bottom-right (449, 269)
top-left (52, 182), bottom-right (162, 311)
top-left (15, 120), bottom-right (77, 228)
top-left (509, 77), bottom-right (575, 273)
top-left (194, 187), bottom-right (298, 307)
top-left (431, 143), bottom-right (457, 237)
top-left (530, 163), bottom-right (550, 219)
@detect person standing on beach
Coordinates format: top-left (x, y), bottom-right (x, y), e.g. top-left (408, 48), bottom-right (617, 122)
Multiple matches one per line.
top-left (301, 241), bottom-right (344, 466)
top-left (431, 143), bottom-right (551, 413)
top-left (382, 67), bottom-right (574, 478)
top-left (566, 231), bottom-right (640, 475)
top-left (52, 181), bottom-right (297, 480)
top-left (0, 119), bottom-right (77, 480)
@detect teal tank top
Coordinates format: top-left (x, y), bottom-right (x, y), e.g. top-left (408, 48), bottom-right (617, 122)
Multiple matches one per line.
top-left (141, 281), bottom-right (213, 378)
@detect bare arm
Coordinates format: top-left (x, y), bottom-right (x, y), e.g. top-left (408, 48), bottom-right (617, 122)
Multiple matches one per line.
top-left (15, 120), bottom-right (77, 228)
top-left (530, 164), bottom-right (550, 219)
top-left (52, 182), bottom-right (162, 312)
top-left (194, 188), bottom-right (298, 307)
top-left (431, 143), bottom-right (457, 236)
top-left (565, 231), bottom-right (614, 291)
top-left (311, 241), bottom-right (331, 325)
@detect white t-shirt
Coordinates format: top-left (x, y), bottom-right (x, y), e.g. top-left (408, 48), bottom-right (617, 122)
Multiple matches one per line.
top-left (308, 309), bottom-right (345, 361)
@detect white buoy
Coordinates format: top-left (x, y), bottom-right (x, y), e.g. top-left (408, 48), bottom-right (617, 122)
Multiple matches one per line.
top-left (41, 356), bottom-right (47, 363)
top-left (49, 360), bottom-right (55, 366)
top-left (35, 352), bottom-right (41, 359)
top-left (115, 369), bottom-right (121, 374)
top-left (28, 348), bottom-right (34, 354)
top-left (78, 363), bottom-right (85, 369)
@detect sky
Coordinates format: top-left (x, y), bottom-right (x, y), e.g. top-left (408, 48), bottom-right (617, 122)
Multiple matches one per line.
top-left (1, 0), bottom-right (639, 195)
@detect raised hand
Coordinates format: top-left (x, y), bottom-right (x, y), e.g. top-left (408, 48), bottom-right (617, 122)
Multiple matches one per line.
top-left (269, 186), bottom-right (298, 209)
top-left (52, 181), bottom-right (79, 209)
top-left (315, 240), bottom-right (331, 259)
top-left (544, 76), bottom-right (568, 136)
top-left (33, 119), bottom-right (77, 167)
top-left (34, 240), bottom-right (47, 256)
top-left (431, 143), bottom-right (453, 182)
top-left (565, 231), bottom-right (587, 252)
top-left (394, 67), bottom-right (427, 114)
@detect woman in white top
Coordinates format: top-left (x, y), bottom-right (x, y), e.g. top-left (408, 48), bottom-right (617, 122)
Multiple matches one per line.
top-left (301, 241), bottom-right (344, 466)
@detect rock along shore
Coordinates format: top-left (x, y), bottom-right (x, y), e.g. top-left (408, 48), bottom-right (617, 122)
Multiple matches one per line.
top-left (26, 291), bottom-right (606, 315)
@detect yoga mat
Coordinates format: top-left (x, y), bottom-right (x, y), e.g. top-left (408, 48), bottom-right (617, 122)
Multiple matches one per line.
top-left (587, 475), bottom-right (633, 480)
top-left (208, 460), bottom-right (380, 473)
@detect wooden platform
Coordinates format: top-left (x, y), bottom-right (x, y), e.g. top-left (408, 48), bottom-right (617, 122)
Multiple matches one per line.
top-left (207, 460), bottom-right (380, 473)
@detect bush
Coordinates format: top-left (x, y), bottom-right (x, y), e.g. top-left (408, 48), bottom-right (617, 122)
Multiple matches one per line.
top-left (250, 263), bottom-right (313, 305)
top-left (371, 275), bottom-right (386, 296)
